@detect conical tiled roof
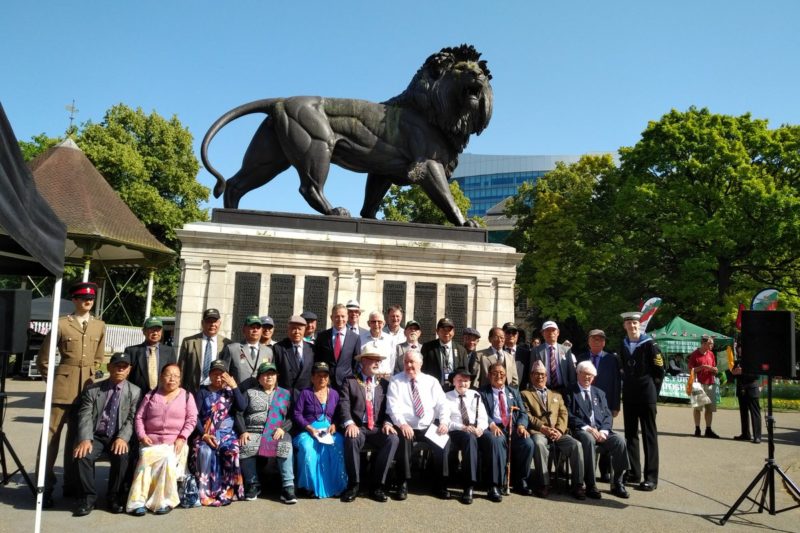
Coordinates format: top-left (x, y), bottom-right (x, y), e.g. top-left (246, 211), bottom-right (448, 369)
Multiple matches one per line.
top-left (29, 139), bottom-right (174, 265)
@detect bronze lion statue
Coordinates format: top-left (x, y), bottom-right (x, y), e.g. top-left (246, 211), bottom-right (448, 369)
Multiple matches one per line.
top-left (201, 44), bottom-right (493, 227)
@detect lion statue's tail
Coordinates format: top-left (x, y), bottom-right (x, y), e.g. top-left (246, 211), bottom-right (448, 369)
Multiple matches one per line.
top-left (201, 99), bottom-right (281, 199)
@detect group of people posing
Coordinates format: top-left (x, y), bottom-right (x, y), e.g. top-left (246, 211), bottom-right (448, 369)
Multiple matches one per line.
top-left (38, 285), bottom-right (667, 517)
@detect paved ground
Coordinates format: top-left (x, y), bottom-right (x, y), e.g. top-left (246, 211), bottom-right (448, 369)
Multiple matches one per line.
top-left (1, 378), bottom-right (798, 533)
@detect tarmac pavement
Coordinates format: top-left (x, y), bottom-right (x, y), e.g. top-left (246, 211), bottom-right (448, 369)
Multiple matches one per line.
top-left (1, 378), bottom-right (798, 533)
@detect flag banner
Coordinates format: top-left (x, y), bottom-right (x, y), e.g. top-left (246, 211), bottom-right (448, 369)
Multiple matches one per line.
top-left (751, 289), bottom-right (779, 311)
top-left (639, 297), bottom-right (662, 332)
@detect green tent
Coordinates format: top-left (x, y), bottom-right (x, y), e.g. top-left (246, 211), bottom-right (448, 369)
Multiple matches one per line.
top-left (649, 316), bottom-right (733, 354)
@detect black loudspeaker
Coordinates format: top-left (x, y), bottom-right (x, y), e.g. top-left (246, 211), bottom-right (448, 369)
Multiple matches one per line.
top-left (0, 290), bottom-right (32, 354)
top-left (741, 311), bottom-right (796, 378)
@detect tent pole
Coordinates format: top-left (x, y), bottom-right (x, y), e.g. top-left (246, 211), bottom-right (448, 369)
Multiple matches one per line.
top-left (34, 277), bottom-right (63, 533)
top-left (144, 269), bottom-right (155, 318)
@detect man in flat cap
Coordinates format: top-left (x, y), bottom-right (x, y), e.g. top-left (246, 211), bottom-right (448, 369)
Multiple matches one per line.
top-left (339, 351), bottom-right (398, 503)
top-left (529, 320), bottom-right (576, 393)
top-left (575, 328), bottom-right (622, 482)
top-left (502, 322), bottom-right (530, 386)
top-left (37, 281), bottom-right (106, 506)
top-left (301, 311), bottom-right (318, 344)
top-left (177, 308), bottom-right (231, 395)
top-left (314, 304), bottom-right (361, 390)
top-left (126, 316), bottom-right (176, 395)
top-left (620, 311), bottom-right (664, 491)
top-left (393, 320), bottom-right (422, 375)
top-left (72, 353), bottom-right (141, 516)
top-left (274, 315), bottom-right (314, 395)
top-left (221, 315), bottom-right (274, 389)
top-left (345, 299), bottom-right (363, 337)
top-left (421, 318), bottom-right (469, 391)
top-left (462, 327), bottom-right (481, 377)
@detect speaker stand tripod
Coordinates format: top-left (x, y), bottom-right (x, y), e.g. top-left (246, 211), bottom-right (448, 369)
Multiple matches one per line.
top-left (720, 376), bottom-right (800, 525)
top-left (0, 352), bottom-right (36, 495)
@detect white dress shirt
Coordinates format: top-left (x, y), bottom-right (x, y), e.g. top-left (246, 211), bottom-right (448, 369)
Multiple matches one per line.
top-left (580, 386), bottom-right (608, 437)
top-left (387, 371), bottom-right (449, 430)
top-left (445, 388), bottom-right (488, 432)
top-left (383, 326), bottom-right (406, 354)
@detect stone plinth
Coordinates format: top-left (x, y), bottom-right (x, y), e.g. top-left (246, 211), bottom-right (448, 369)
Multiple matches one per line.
top-left (175, 211), bottom-right (522, 348)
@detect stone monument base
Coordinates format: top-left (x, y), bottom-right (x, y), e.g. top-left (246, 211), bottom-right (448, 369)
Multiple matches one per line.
top-left (175, 210), bottom-right (522, 346)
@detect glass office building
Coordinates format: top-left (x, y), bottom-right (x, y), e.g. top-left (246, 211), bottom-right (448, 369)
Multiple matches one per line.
top-left (452, 153), bottom-right (583, 218)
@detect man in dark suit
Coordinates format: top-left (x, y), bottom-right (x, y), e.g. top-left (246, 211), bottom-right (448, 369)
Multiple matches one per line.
top-left (177, 308), bottom-right (231, 394)
top-left (575, 328), bottom-right (622, 483)
top-left (274, 315), bottom-right (314, 395)
top-left (478, 362), bottom-right (535, 501)
top-left (421, 317), bottom-right (469, 391)
top-left (221, 315), bottom-right (273, 388)
top-left (529, 320), bottom-right (576, 393)
top-left (339, 351), bottom-right (399, 503)
top-left (620, 311), bottom-right (664, 491)
top-left (314, 303), bottom-right (360, 390)
top-left (72, 353), bottom-right (141, 516)
top-left (565, 360), bottom-right (630, 499)
top-left (730, 343), bottom-right (762, 443)
top-left (126, 316), bottom-right (176, 395)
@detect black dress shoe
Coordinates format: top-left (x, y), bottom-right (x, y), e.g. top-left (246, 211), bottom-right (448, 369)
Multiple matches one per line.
top-left (460, 487), bottom-right (473, 505)
top-left (396, 481), bottom-right (408, 501)
top-left (513, 485), bottom-right (533, 496)
top-left (637, 481), bottom-right (657, 491)
top-left (436, 487), bottom-right (451, 500)
top-left (585, 486), bottom-right (602, 499)
top-left (43, 494), bottom-right (54, 509)
top-left (611, 484), bottom-right (630, 499)
top-left (598, 473), bottom-right (611, 483)
top-left (733, 434), bottom-right (751, 441)
top-left (108, 502), bottom-right (125, 514)
top-left (73, 501), bottom-right (93, 517)
top-left (571, 486), bottom-right (587, 500)
top-left (341, 484), bottom-right (359, 503)
top-left (487, 486), bottom-right (503, 503)
top-left (370, 487), bottom-right (388, 502)
top-left (624, 473), bottom-right (641, 485)
top-left (752, 437), bottom-right (762, 444)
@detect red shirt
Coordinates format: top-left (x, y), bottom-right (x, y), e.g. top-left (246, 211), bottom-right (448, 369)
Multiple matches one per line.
top-left (688, 349), bottom-right (716, 384)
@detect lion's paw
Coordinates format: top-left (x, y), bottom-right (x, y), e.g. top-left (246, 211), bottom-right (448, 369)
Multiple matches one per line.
top-left (463, 219), bottom-right (480, 228)
top-left (330, 207), bottom-right (352, 217)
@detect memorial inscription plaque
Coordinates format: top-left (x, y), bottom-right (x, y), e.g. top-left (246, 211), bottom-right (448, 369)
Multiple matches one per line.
top-left (414, 282), bottom-right (437, 343)
top-left (382, 281), bottom-right (407, 315)
top-left (303, 276), bottom-right (330, 331)
top-left (232, 272), bottom-right (261, 336)
top-left (268, 274), bottom-right (296, 340)
top-left (445, 284), bottom-right (468, 340)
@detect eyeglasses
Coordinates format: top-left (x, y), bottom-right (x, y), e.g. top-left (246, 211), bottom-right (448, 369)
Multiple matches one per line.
top-left (532, 372), bottom-right (547, 377)
top-left (490, 371), bottom-right (506, 377)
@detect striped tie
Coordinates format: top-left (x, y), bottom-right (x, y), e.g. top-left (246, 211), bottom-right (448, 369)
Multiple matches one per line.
top-left (411, 378), bottom-right (424, 418)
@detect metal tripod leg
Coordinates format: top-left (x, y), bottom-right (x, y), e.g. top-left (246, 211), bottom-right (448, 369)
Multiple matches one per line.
top-left (0, 430), bottom-right (36, 495)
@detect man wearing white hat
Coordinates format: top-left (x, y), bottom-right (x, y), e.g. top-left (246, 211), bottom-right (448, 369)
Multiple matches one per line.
top-left (345, 299), bottom-right (363, 337)
top-left (620, 311), bottom-right (664, 491)
top-left (528, 320), bottom-right (576, 393)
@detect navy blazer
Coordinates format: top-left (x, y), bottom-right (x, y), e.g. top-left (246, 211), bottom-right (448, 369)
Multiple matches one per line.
top-left (478, 384), bottom-right (529, 429)
top-left (274, 339), bottom-right (315, 395)
top-left (575, 350), bottom-right (622, 412)
top-left (313, 328), bottom-right (360, 390)
top-left (125, 342), bottom-right (177, 395)
top-left (564, 383), bottom-right (613, 433)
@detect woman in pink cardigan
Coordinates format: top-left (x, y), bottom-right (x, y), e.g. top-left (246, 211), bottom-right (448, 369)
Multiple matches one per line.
top-left (127, 363), bottom-right (197, 516)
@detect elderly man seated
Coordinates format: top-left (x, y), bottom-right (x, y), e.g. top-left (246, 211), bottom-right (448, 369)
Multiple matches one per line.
top-left (564, 361), bottom-right (630, 499)
top-left (387, 349), bottom-right (451, 500)
top-left (521, 360), bottom-right (584, 499)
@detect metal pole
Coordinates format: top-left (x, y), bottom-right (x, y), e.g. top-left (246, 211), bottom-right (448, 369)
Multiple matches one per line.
top-left (144, 269), bottom-right (155, 318)
top-left (82, 257), bottom-right (90, 282)
top-left (34, 277), bottom-right (63, 533)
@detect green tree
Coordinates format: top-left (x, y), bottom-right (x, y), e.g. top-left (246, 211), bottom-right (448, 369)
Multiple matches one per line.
top-left (509, 108), bottom-right (800, 338)
top-left (379, 181), bottom-right (481, 226)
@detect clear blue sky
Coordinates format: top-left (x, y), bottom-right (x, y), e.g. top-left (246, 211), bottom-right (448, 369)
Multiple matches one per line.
top-left (3, 0), bottom-right (798, 217)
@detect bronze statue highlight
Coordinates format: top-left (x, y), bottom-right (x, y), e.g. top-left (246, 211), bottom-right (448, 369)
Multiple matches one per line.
top-left (201, 44), bottom-right (492, 227)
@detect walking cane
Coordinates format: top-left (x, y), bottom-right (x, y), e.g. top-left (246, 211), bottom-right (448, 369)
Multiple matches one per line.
top-left (506, 405), bottom-right (519, 493)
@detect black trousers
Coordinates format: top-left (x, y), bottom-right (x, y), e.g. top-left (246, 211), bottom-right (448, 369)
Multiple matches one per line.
top-left (448, 430), bottom-right (479, 487)
top-left (623, 401), bottom-right (659, 484)
top-left (75, 435), bottom-right (130, 506)
top-left (344, 426), bottom-right (399, 487)
top-left (396, 428), bottom-right (450, 484)
top-left (737, 389), bottom-right (762, 439)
